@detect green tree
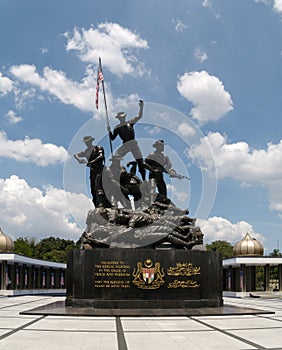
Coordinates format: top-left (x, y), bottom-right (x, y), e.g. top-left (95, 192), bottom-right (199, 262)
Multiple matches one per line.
top-left (35, 237), bottom-right (79, 263)
top-left (41, 250), bottom-right (68, 263)
top-left (14, 236), bottom-right (79, 263)
top-left (256, 266), bottom-right (265, 290)
top-left (14, 237), bottom-right (37, 258)
top-left (269, 249), bottom-right (282, 257)
top-left (268, 249), bottom-right (281, 283)
top-left (206, 240), bottom-right (234, 258)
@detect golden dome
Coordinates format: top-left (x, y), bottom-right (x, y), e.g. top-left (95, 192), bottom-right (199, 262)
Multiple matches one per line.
top-left (233, 232), bottom-right (264, 257)
top-left (0, 228), bottom-right (14, 252)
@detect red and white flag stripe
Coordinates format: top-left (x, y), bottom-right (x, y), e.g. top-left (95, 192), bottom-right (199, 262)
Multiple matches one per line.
top-left (95, 66), bottom-right (104, 109)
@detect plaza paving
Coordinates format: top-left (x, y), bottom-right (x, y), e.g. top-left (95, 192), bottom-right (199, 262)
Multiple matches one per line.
top-left (0, 295), bottom-right (281, 350)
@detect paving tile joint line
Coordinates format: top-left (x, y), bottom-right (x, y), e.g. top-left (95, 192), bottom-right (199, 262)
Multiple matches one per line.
top-left (0, 315), bottom-right (46, 341)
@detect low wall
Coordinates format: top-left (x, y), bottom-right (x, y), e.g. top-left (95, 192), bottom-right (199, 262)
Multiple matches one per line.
top-left (0, 289), bottom-right (66, 296)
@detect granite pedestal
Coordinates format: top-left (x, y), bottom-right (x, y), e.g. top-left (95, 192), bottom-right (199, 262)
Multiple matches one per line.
top-left (66, 249), bottom-right (223, 310)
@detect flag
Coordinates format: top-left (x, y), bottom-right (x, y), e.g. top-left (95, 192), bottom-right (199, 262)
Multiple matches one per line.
top-left (60, 271), bottom-right (64, 287)
top-left (42, 271), bottom-right (46, 287)
top-left (5, 266), bottom-right (9, 287)
top-left (33, 270), bottom-right (36, 287)
top-left (16, 268), bottom-right (19, 286)
top-left (95, 63), bottom-right (104, 109)
top-left (24, 270), bottom-right (28, 286)
top-left (51, 271), bottom-right (55, 287)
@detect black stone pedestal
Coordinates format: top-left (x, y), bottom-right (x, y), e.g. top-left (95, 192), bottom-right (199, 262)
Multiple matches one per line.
top-left (66, 249), bottom-right (223, 309)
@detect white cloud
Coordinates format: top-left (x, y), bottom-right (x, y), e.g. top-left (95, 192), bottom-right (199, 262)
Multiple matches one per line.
top-left (0, 72), bottom-right (14, 96)
top-left (192, 132), bottom-right (282, 181)
top-left (10, 64), bottom-right (139, 115)
top-left (5, 110), bottom-right (23, 125)
top-left (254, 0), bottom-right (272, 4)
top-left (0, 130), bottom-right (69, 166)
top-left (240, 182), bottom-right (252, 188)
top-left (173, 20), bottom-right (190, 33)
top-left (202, 0), bottom-right (212, 8)
top-left (10, 64), bottom-right (95, 112)
top-left (0, 175), bottom-right (265, 245)
top-left (14, 87), bottom-right (38, 109)
top-left (64, 23), bottom-right (149, 76)
top-left (177, 71), bottom-right (233, 125)
top-left (273, 0), bottom-right (282, 13)
top-left (167, 184), bottom-right (189, 204)
top-left (40, 47), bottom-right (49, 54)
top-left (189, 132), bottom-right (282, 214)
top-left (144, 126), bottom-right (161, 136)
top-left (268, 179), bottom-right (282, 212)
top-left (255, 0), bottom-right (282, 13)
top-left (202, 0), bottom-right (220, 18)
top-left (194, 48), bottom-right (208, 63)
top-left (0, 175), bottom-right (90, 240)
top-left (178, 122), bottom-right (196, 136)
top-left (198, 216), bottom-right (265, 244)
top-left (94, 90), bottom-right (142, 122)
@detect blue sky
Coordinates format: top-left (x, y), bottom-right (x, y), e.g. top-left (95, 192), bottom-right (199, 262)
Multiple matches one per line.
top-left (0, 0), bottom-right (282, 254)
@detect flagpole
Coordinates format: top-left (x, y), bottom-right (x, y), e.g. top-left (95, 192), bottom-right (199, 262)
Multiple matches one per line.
top-left (98, 57), bottom-right (113, 155)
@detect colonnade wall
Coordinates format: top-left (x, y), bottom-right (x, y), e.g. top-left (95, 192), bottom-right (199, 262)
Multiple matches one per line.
top-left (0, 253), bottom-right (66, 295)
top-left (223, 259), bottom-right (282, 295)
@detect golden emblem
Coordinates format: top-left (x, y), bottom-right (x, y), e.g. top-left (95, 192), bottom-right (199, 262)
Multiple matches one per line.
top-left (132, 259), bottom-right (165, 289)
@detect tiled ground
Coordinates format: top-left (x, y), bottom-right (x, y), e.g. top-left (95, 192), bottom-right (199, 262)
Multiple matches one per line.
top-left (0, 295), bottom-right (281, 350)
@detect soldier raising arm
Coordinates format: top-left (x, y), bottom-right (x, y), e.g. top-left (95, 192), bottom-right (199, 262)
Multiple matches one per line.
top-left (108, 100), bottom-right (144, 143)
top-left (107, 100), bottom-right (146, 181)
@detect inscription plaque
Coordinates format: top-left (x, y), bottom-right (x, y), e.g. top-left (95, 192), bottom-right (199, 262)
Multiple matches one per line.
top-left (66, 249), bottom-right (223, 309)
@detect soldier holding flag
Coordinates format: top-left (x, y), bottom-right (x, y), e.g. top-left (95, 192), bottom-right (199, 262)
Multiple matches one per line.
top-left (95, 58), bottom-right (145, 182)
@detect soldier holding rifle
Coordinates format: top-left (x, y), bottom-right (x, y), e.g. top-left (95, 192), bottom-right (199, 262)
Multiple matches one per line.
top-left (145, 140), bottom-right (189, 200)
top-left (74, 136), bottom-right (109, 208)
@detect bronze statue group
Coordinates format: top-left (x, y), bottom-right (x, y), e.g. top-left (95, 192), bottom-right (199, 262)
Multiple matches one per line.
top-left (74, 101), bottom-right (203, 250)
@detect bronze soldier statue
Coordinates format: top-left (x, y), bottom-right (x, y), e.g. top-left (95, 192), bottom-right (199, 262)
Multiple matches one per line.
top-left (144, 140), bottom-right (176, 199)
top-left (73, 135), bottom-right (96, 165)
top-left (74, 136), bottom-right (109, 208)
top-left (108, 100), bottom-right (146, 181)
top-left (103, 155), bottom-right (129, 208)
top-left (120, 161), bottom-right (142, 203)
top-left (82, 202), bottom-right (202, 250)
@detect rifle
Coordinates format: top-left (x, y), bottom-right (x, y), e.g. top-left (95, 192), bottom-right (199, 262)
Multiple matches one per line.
top-left (87, 154), bottom-right (104, 167)
top-left (170, 173), bottom-right (190, 180)
top-left (144, 159), bottom-right (168, 174)
top-left (144, 160), bottom-right (190, 180)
